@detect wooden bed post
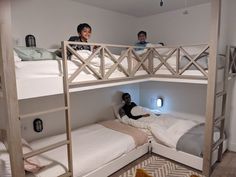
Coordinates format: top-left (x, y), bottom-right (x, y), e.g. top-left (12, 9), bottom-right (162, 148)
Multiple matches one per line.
top-left (0, 0), bottom-right (25, 177)
top-left (203, 0), bottom-right (221, 176)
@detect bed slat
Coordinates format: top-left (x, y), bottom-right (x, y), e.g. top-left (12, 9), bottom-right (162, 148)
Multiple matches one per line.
top-left (212, 138), bottom-right (224, 152)
top-left (19, 106), bottom-right (68, 120)
top-left (23, 140), bottom-right (70, 159)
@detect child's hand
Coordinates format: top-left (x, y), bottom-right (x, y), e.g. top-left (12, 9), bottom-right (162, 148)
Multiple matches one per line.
top-left (142, 114), bottom-right (150, 117)
top-left (93, 45), bottom-right (99, 50)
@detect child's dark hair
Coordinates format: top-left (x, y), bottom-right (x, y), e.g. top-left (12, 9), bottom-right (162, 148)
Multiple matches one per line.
top-left (137, 31), bottom-right (147, 37)
top-left (122, 93), bottom-right (130, 100)
top-left (77, 23), bottom-right (92, 34)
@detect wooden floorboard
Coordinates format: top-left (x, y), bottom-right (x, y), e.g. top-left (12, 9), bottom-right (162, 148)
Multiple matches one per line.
top-left (109, 151), bottom-right (236, 177)
top-left (211, 151), bottom-right (236, 177)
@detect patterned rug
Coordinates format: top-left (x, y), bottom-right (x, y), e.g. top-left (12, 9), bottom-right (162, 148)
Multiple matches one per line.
top-left (119, 156), bottom-right (205, 177)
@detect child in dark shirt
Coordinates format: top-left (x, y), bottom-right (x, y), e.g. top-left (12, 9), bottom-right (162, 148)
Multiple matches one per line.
top-left (68, 23), bottom-right (92, 51)
top-left (55, 23), bottom-right (92, 58)
top-left (120, 93), bottom-right (150, 120)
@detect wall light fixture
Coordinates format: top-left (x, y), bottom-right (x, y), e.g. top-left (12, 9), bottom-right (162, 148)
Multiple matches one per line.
top-left (156, 98), bottom-right (163, 108)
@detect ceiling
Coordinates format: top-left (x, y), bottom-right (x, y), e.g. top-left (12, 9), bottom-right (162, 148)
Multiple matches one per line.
top-left (73, 0), bottom-right (210, 17)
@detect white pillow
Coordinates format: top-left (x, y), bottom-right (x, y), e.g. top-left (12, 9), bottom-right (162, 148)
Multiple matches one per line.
top-left (131, 106), bottom-right (160, 117)
top-left (0, 139), bottom-right (44, 174)
top-left (13, 51), bottom-right (22, 62)
top-left (22, 139), bottom-right (44, 173)
top-left (112, 103), bottom-right (124, 119)
top-left (147, 43), bottom-right (162, 47)
top-left (72, 50), bottom-right (117, 69)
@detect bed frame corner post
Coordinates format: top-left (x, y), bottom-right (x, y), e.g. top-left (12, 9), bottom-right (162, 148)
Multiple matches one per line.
top-left (0, 0), bottom-right (25, 177)
top-left (203, 0), bottom-right (221, 176)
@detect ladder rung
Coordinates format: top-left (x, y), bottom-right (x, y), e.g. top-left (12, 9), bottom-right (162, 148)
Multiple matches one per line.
top-left (212, 138), bottom-right (224, 152)
top-left (214, 116), bottom-right (225, 125)
top-left (23, 140), bottom-right (70, 159)
top-left (19, 106), bottom-right (68, 120)
top-left (216, 91), bottom-right (226, 98)
top-left (58, 172), bottom-right (72, 177)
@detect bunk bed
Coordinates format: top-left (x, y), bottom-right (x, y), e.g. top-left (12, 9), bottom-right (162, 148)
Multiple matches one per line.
top-left (1, 0), bottom-right (235, 177)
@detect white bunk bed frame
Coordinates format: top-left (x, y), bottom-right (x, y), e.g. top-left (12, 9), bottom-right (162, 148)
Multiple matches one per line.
top-left (0, 0), bottom-right (236, 177)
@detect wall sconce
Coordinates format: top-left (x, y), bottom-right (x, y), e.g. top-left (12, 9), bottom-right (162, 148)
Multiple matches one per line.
top-left (156, 98), bottom-right (163, 108)
top-left (33, 118), bottom-right (43, 133)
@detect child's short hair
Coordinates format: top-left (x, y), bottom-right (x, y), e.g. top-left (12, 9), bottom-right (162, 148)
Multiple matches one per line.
top-left (122, 93), bottom-right (130, 100)
top-left (137, 31), bottom-right (147, 37)
top-left (77, 23), bottom-right (92, 34)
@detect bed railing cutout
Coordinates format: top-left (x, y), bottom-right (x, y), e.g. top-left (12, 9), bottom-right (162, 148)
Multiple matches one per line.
top-left (62, 42), bottom-right (215, 85)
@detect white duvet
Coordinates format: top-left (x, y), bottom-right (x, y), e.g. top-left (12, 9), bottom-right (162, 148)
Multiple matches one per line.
top-left (121, 106), bottom-right (199, 148)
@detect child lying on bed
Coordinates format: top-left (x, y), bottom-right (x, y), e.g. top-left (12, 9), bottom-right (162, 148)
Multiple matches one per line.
top-left (119, 93), bottom-right (150, 120)
top-left (118, 98), bottom-right (200, 148)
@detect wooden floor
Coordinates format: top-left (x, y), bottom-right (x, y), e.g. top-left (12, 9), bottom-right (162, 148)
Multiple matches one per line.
top-left (109, 151), bottom-right (236, 177)
top-left (211, 151), bottom-right (236, 177)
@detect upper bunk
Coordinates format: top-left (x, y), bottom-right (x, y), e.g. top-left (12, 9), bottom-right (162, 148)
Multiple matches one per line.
top-left (1, 43), bottom-right (236, 100)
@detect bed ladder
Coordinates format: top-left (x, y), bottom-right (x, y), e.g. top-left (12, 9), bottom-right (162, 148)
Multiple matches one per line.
top-left (17, 46), bottom-right (74, 177)
top-left (203, 0), bottom-right (226, 176)
top-left (0, 2), bottom-right (73, 176)
top-left (19, 104), bottom-right (73, 177)
top-left (203, 51), bottom-right (229, 177)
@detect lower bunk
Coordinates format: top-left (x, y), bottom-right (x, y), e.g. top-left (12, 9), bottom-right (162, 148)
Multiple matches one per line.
top-left (116, 105), bottom-right (228, 172)
top-left (151, 139), bottom-right (228, 171)
top-left (0, 121), bottom-right (149, 177)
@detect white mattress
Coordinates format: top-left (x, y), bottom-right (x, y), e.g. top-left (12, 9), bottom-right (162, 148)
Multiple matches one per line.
top-left (121, 106), bottom-right (220, 150)
top-left (15, 59), bottom-right (215, 100)
top-left (14, 47), bottom-right (224, 99)
top-left (0, 124), bottom-right (136, 177)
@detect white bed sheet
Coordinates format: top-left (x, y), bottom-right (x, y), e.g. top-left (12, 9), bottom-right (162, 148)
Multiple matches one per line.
top-left (0, 124), bottom-right (136, 177)
top-left (29, 123), bottom-right (135, 177)
top-left (121, 106), bottom-right (220, 149)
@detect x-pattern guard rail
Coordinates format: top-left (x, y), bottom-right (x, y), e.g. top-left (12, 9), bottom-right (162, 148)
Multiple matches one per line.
top-left (62, 42), bottom-right (217, 86)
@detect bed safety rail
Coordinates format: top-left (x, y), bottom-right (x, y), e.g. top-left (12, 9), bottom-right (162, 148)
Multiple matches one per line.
top-left (62, 42), bottom-right (221, 87)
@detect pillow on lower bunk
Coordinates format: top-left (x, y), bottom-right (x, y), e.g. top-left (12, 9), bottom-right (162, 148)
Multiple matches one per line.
top-left (22, 139), bottom-right (44, 173)
top-left (0, 139), bottom-right (44, 174)
top-left (112, 103), bottom-right (125, 119)
top-left (14, 47), bottom-right (59, 61)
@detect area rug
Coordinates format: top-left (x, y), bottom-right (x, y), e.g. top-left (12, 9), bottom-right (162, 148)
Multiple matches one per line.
top-left (119, 156), bottom-right (204, 177)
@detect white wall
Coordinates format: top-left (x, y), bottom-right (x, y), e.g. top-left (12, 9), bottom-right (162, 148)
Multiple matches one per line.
top-left (11, 0), bottom-right (138, 48)
top-left (139, 81), bottom-right (207, 118)
top-left (136, 3), bottom-right (211, 46)
top-left (19, 84), bottom-right (139, 141)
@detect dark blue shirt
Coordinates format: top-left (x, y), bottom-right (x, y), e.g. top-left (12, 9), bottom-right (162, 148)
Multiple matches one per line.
top-left (122, 102), bottom-right (142, 120)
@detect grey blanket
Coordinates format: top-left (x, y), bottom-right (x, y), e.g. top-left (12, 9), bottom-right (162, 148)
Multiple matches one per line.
top-left (176, 123), bottom-right (220, 157)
